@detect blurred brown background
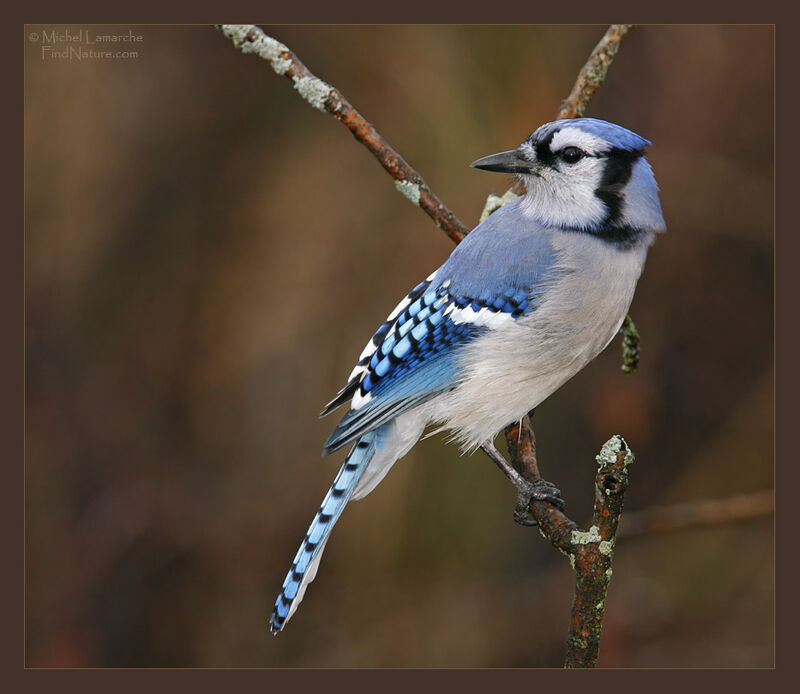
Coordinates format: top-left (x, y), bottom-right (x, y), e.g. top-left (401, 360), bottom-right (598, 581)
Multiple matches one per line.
top-left (24, 25), bottom-right (773, 668)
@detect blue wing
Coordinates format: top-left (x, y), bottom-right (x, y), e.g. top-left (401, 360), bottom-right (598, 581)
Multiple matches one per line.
top-left (322, 275), bottom-right (536, 454)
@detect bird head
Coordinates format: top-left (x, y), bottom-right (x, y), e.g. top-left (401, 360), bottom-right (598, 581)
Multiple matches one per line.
top-left (471, 118), bottom-right (666, 236)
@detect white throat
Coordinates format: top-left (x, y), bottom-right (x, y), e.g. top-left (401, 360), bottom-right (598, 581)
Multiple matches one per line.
top-left (517, 159), bottom-right (608, 230)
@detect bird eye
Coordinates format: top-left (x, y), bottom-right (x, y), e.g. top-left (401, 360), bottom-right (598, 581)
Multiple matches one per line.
top-left (559, 147), bottom-right (585, 164)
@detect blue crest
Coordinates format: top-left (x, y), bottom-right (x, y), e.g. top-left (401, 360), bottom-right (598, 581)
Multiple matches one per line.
top-left (530, 118), bottom-right (651, 152)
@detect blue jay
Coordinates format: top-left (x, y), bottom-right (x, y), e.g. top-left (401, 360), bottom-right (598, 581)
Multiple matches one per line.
top-left (270, 118), bottom-right (665, 633)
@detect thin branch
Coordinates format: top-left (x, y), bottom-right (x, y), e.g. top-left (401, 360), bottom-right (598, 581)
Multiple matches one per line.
top-left (217, 25), bottom-right (469, 244)
top-left (617, 490), bottom-right (774, 539)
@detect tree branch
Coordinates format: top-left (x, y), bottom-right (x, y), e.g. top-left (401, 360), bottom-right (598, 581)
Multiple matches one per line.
top-left (617, 490), bottom-right (774, 539)
top-left (505, 417), bottom-right (634, 667)
top-left (217, 25), bottom-right (469, 244)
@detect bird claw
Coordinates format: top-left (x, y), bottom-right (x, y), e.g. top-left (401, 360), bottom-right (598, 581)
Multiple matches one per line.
top-left (513, 478), bottom-right (565, 526)
top-left (513, 504), bottom-right (539, 526)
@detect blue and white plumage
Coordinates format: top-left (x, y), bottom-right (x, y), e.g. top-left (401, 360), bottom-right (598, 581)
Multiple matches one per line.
top-left (269, 118), bottom-right (666, 633)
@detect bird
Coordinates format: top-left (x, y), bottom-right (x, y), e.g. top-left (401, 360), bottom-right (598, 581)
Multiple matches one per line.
top-left (269, 117), bottom-right (666, 633)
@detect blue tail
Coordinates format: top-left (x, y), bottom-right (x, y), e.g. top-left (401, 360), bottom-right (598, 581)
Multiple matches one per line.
top-left (269, 428), bottom-right (382, 633)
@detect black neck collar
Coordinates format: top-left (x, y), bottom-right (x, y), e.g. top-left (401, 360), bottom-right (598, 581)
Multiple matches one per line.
top-left (560, 224), bottom-right (647, 250)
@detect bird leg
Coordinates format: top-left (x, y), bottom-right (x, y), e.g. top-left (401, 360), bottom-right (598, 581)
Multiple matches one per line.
top-left (480, 440), bottom-right (565, 526)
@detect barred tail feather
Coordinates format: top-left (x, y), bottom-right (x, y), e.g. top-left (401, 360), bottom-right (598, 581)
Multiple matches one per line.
top-left (269, 429), bottom-right (382, 634)
top-left (269, 411), bottom-right (427, 633)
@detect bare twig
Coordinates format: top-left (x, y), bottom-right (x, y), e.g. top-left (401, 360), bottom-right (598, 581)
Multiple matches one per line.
top-left (618, 490), bottom-right (774, 539)
top-left (217, 25), bottom-right (469, 244)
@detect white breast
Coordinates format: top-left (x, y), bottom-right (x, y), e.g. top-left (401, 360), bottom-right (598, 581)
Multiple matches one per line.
top-left (426, 230), bottom-right (652, 450)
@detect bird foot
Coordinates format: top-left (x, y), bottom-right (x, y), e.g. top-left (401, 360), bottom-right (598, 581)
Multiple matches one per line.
top-left (513, 478), bottom-right (565, 526)
top-left (479, 441), bottom-right (565, 527)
